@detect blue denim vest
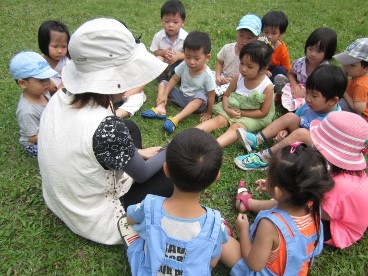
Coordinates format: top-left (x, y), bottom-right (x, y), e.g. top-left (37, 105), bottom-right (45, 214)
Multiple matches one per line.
top-left (231, 207), bottom-right (323, 276)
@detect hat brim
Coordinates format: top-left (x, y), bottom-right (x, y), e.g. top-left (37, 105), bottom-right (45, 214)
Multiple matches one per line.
top-left (310, 119), bottom-right (367, 171)
top-left (62, 43), bottom-right (167, 94)
top-left (236, 26), bottom-right (259, 36)
top-left (33, 67), bottom-right (58, 79)
top-left (333, 52), bottom-right (361, 65)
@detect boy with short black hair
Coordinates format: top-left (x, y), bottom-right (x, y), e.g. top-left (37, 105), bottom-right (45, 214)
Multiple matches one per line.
top-left (234, 64), bottom-right (347, 170)
top-left (214, 14), bottom-right (261, 98)
top-left (334, 37), bottom-right (368, 122)
top-left (261, 11), bottom-right (291, 82)
top-left (150, 0), bottom-right (187, 88)
top-left (119, 128), bottom-right (231, 275)
top-left (143, 31), bottom-right (216, 134)
top-left (9, 51), bottom-right (57, 158)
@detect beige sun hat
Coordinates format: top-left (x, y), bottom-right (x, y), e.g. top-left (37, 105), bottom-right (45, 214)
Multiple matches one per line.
top-left (62, 18), bottom-right (167, 94)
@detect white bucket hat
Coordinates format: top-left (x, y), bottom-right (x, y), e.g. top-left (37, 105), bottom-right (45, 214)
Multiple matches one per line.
top-left (62, 18), bottom-right (167, 94)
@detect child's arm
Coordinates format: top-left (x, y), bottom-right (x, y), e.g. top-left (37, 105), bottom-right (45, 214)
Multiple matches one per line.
top-left (122, 85), bottom-right (145, 100)
top-left (343, 92), bottom-right (366, 114)
top-left (239, 84), bottom-right (273, 118)
top-left (28, 135), bottom-right (38, 145)
top-left (236, 214), bottom-right (277, 272)
top-left (215, 59), bottom-right (228, 85)
top-left (156, 74), bottom-right (180, 106)
top-left (221, 75), bottom-right (241, 118)
top-left (200, 90), bottom-right (215, 122)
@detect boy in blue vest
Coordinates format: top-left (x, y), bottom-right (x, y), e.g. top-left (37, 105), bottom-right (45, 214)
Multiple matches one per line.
top-left (118, 128), bottom-right (231, 275)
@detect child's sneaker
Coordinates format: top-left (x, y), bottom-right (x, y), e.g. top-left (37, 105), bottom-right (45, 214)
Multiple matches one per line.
top-left (117, 215), bottom-right (140, 249)
top-left (236, 128), bottom-right (258, 153)
top-left (234, 153), bottom-right (269, 171)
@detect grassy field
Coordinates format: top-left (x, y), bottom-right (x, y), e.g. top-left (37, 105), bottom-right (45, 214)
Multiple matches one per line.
top-left (1, 0), bottom-right (367, 275)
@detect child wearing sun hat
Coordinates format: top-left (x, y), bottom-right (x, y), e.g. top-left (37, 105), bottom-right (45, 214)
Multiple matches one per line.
top-left (334, 37), bottom-right (368, 122)
top-left (309, 111), bottom-right (368, 249)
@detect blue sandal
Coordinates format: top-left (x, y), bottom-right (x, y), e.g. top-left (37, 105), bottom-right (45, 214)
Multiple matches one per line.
top-left (141, 107), bottom-right (167, 119)
top-left (163, 117), bottom-right (178, 134)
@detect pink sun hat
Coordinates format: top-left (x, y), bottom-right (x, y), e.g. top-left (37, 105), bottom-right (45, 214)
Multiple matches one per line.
top-left (310, 111), bottom-right (368, 171)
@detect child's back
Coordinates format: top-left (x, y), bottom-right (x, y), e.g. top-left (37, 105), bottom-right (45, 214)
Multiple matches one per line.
top-left (123, 128), bottom-right (229, 275)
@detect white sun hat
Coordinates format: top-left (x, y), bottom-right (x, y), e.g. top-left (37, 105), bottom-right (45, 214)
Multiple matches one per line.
top-left (62, 18), bottom-right (167, 94)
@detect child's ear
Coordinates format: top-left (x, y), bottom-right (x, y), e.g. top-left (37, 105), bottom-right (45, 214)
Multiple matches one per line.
top-left (163, 162), bottom-right (170, 178)
top-left (206, 53), bottom-right (211, 61)
top-left (18, 79), bottom-right (28, 89)
top-left (328, 96), bottom-right (340, 105)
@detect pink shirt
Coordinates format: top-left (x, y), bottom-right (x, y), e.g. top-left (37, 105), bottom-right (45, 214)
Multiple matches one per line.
top-left (322, 171), bottom-right (368, 249)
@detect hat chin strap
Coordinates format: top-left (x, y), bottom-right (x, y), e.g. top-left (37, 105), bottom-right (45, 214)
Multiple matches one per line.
top-left (109, 95), bottom-right (116, 116)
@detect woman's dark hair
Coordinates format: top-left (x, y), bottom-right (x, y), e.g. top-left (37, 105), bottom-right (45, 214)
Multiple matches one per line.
top-left (329, 163), bottom-right (364, 177)
top-left (166, 128), bottom-right (222, 193)
top-left (306, 64), bottom-right (347, 100)
top-left (69, 91), bottom-right (110, 109)
top-left (239, 40), bottom-right (274, 70)
top-left (267, 144), bottom-right (334, 246)
top-left (38, 20), bottom-right (70, 58)
top-left (183, 31), bottom-right (211, 55)
top-left (304, 27), bottom-right (337, 60)
top-left (261, 11), bottom-right (289, 34)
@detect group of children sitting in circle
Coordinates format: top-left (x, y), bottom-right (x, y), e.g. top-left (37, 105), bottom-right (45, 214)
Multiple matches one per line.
top-left (8, 0), bottom-right (368, 275)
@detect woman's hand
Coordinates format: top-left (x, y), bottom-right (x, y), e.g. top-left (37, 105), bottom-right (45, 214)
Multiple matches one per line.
top-left (138, 147), bottom-right (161, 160)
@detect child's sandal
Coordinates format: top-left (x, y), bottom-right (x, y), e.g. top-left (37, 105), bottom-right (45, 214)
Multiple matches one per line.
top-left (235, 180), bottom-right (253, 212)
top-left (163, 116), bottom-right (178, 134)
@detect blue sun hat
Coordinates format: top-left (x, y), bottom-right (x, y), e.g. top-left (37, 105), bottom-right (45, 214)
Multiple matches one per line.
top-left (236, 14), bottom-right (262, 36)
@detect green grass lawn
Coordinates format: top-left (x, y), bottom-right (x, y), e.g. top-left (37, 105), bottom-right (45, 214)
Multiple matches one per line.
top-left (1, 0), bottom-right (367, 275)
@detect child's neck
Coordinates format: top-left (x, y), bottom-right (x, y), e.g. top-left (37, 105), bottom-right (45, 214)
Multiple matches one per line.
top-left (189, 64), bottom-right (207, 77)
top-left (306, 59), bottom-right (322, 76)
top-left (166, 32), bottom-right (178, 43)
top-left (244, 72), bottom-right (265, 89)
top-left (163, 189), bottom-right (206, 219)
top-left (43, 54), bottom-right (59, 69)
top-left (23, 91), bottom-right (48, 105)
top-left (277, 201), bottom-right (309, 217)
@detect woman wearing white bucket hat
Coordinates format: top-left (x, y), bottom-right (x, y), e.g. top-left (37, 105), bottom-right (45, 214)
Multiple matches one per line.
top-left (310, 111), bottom-right (368, 249)
top-left (38, 18), bottom-right (172, 245)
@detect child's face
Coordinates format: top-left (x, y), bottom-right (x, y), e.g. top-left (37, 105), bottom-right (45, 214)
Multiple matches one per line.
top-left (236, 29), bottom-right (257, 50)
top-left (239, 54), bottom-right (262, 80)
top-left (20, 78), bottom-right (51, 96)
top-left (305, 89), bottom-right (336, 113)
top-left (48, 31), bottom-right (68, 61)
top-left (306, 44), bottom-right (325, 65)
top-left (343, 62), bottom-right (368, 78)
top-left (184, 48), bottom-right (210, 74)
top-left (262, 26), bottom-right (282, 46)
top-left (161, 13), bottom-right (184, 39)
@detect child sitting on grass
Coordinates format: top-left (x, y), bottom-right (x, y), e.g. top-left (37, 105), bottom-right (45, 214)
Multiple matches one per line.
top-left (334, 37), bottom-right (368, 122)
top-left (197, 39), bottom-right (274, 148)
top-left (235, 64), bottom-right (347, 170)
top-left (214, 14), bottom-right (261, 98)
top-left (9, 51), bottom-right (57, 158)
top-left (274, 27), bottom-right (337, 111)
top-left (38, 20), bottom-right (70, 95)
top-left (222, 144), bottom-right (333, 275)
top-left (142, 31), bottom-right (216, 134)
top-left (119, 128), bottom-right (231, 275)
top-left (261, 11), bottom-right (291, 83)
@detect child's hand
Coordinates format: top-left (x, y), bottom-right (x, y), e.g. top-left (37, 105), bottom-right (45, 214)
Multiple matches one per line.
top-left (236, 213), bottom-right (250, 233)
top-left (156, 95), bottom-right (167, 106)
top-left (199, 112), bottom-right (212, 122)
top-left (216, 75), bottom-right (229, 85)
top-left (292, 85), bottom-right (306, 99)
top-left (165, 49), bottom-right (177, 64)
top-left (255, 179), bottom-right (267, 193)
top-left (274, 130), bottom-right (288, 143)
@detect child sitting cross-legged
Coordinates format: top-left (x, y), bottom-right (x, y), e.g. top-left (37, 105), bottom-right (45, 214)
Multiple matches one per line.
top-left (234, 64), bottom-right (347, 170)
top-left (222, 143), bottom-right (334, 275)
top-left (118, 128), bottom-right (233, 275)
top-left (142, 31), bottom-right (216, 134)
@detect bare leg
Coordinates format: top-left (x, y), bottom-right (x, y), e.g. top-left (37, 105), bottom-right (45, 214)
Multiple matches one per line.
top-left (196, 115), bottom-right (229, 133)
top-left (217, 122), bottom-right (241, 148)
top-left (221, 236), bottom-right (242, 269)
top-left (269, 127), bottom-right (312, 153)
top-left (155, 82), bottom-right (167, 115)
top-left (262, 112), bottom-right (301, 139)
top-left (115, 108), bottom-right (130, 119)
top-left (173, 99), bottom-right (203, 123)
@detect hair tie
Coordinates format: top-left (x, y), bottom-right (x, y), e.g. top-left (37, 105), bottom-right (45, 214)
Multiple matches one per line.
top-left (135, 32), bottom-right (143, 44)
top-left (257, 36), bottom-right (274, 49)
top-left (290, 142), bottom-right (305, 153)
